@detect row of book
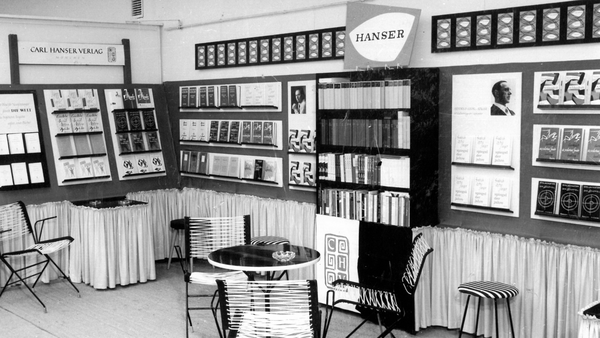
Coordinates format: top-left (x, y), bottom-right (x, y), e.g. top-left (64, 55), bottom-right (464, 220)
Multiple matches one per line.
top-left (454, 135), bottom-right (513, 166)
top-left (320, 114), bottom-right (410, 149)
top-left (55, 111), bottom-right (102, 134)
top-left (46, 89), bottom-right (99, 111)
top-left (118, 152), bottom-right (165, 177)
top-left (319, 188), bottom-right (410, 226)
top-left (537, 127), bottom-right (600, 162)
top-left (0, 132), bottom-right (41, 155)
top-left (61, 156), bottom-right (109, 180)
top-left (536, 181), bottom-right (600, 220)
top-left (0, 162), bottom-right (44, 187)
top-left (289, 161), bottom-right (316, 186)
top-left (288, 129), bottom-right (316, 153)
top-left (319, 153), bottom-right (410, 189)
top-left (116, 131), bottom-right (161, 154)
top-left (180, 119), bottom-right (278, 146)
top-left (179, 82), bottom-right (280, 108)
top-left (318, 79), bottom-right (411, 109)
top-left (538, 70), bottom-right (600, 107)
top-left (105, 88), bottom-right (155, 110)
top-left (113, 110), bottom-right (157, 133)
top-left (180, 150), bottom-right (278, 182)
top-left (56, 134), bottom-right (106, 158)
top-left (452, 175), bottom-right (512, 209)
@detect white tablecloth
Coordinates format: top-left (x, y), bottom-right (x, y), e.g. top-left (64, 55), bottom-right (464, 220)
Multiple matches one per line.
top-left (579, 301), bottom-right (600, 338)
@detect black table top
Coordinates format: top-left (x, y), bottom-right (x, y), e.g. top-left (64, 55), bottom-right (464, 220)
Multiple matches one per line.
top-left (71, 196), bottom-right (147, 209)
top-left (208, 244), bottom-right (320, 272)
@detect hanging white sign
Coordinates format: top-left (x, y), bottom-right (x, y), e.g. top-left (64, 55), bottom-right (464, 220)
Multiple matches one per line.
top-left (18, 41), bottom-right (125, 66)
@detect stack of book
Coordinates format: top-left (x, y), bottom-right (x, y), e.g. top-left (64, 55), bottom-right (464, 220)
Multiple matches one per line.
top-left (318, 79), bottom-right (411, 109)
top-left (319, 113), bottom-right (410, 149)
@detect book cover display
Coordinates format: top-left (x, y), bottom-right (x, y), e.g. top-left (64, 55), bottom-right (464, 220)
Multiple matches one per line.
top-left (44, 89), bottom-right (111, 185)
top-left (558, 183), bottom-right (581, 218)
top-left (537, 127), bottom-right (560, 160)
top-left (535, 70), bottom-right (600, 110)
top-left (105, 88), bottom-right (166, 180)
top-left (535, 181), bottom-right (557, 215)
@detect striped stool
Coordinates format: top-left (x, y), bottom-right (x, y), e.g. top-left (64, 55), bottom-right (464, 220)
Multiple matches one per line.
top-left (250, 236), bottom-right (290, 280)
top-left (458, 281), bottom-right (518, 338)
top-left (167, 218), bottom-right (185, 272)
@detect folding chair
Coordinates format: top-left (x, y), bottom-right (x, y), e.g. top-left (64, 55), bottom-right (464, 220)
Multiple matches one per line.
top-left (184, 215), bottom-right (251, 338)
top-left (323, 233), bottom-right (433, 338)
top-left (0, 201), bottom-right (79, 312)
top-left (215, 279), bottom-right (323, 338)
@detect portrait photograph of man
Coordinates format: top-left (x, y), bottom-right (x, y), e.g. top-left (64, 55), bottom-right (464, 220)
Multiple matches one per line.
top-left (491, 80), bottom-right (515, 116)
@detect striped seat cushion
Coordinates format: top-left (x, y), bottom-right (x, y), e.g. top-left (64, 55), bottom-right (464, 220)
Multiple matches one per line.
top-left (250, 236), bottom-right (290, 246)
top-left (458, 281), bottom-right (519, 299)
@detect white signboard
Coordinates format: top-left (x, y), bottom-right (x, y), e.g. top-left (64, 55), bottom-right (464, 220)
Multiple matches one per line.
top-left (19, 41), bottom-right (125, 66)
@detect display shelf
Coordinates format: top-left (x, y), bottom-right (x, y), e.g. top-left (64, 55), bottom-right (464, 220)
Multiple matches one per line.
top-left (63, 175), bottom-right (111, 183)
top-left (179, 82), bottom-right (282, 112)
top-left (533, 69), bottom-right (600, 114)
top-left (532, 124), bottom-right (600, 170)
top-left (55, 131), bottom-right (104, 137)
top-left (50, 108), bottom-right (100, 114)
top-left (59, 152), bottom-right (107, 160)
top-left (450, 202), bottom-right (513, 213)
top-left (451, 162), bottom-right (515, 170)
top-left (122, 171), bottom-right (166, 179)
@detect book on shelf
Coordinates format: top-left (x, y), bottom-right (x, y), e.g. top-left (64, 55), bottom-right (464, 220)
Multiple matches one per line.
top-left (536, 181), bottom-right (558, 215)
top-left (49, 89), bottom-right (68, 110)
top-left (81, 89), bottom-right (99, 110)
top-left (264, 83), bottom-right (279, 107)
top-left (145, 131), bottom-right (161, 150)
top-left (134, 154), bottom-right (150, 174)
top-left (262, 121), bottom-right (275, 146)
top-left (130, 132), bottom-right (146, 152)
top-left (106, 89), bottom-right (124, 110)
top-left (188, 151), bottom-right (199, 173)
top-left (241, 121), bottom-right (253, 143)
top-left (113, 111), bottom-right (129, 132)
top-left (219, 85), bottom-right (229, 107)
top-left (89, 133), bottom-right (106, 154)
top-left (562, 71), bottom-right (587, 105)
top-left (66, 89), bottom-right (84, 110)
top-left (120, 156), bottom-right (138, 175)
top-left (76, 157), bottom-right (94, 178)
top-left (23, 133), bottom-right (40, 153)
top-left (188, 120), bottom-right (200, 141)
top-left (559, 127), bottom-right (584, 161)
top-left (288, 129), bottom-right (300, 151)
top-left (453, 135), bottom-right (473, 163)
top-left (188, 87), bottom-right (197, 107)
top-left (62, 159), bottom-right (77, 179)
top-left (580, 185), bottom-right (600, 220)
top-left (117, 133), bottom-right (133, 153)
top-left (591, 71), bottom-right (600, 105)
top-left (586, 128), bottom-right (600, 162)
top-left (27, 163), bottom-right (43, 184)
top-left (491, 135), bottom-right (513, 166)
top-left (70, 112), bottom-right (88, 133)
top-left (252, 121), bottom-right (263, 144)
top-left (197, 152), bottom-right (207, 174)
top-left (538, 72), bottom-right (562, 106)
top-left (490, 177), bottom-right (511, 209)
top-left (142, 110), bottom-right (157, 130)
top-left (242, 158), bottom-right (255, 179)
top-left (0, 134), bottom-right (8, 155)
top-left (198, 120), bottom-right (209, 142)
top-left (210, 154), bottom-right (231, 176)
top-left (180, 150), bottom-right (191, 172)
top-left (558, 182), bottom-right (581, 218)
top-left (7, 134), bottom-right (25, 154)
top-left (227, 156), bottom-right (240, 178)
top-left (198, 86), bottom-right (208, 107)
top-left (289, 161), bottom-right (301, 184)
top-left (55, 113), bottom-right (73, 134)
top-left (149, 153), bottom-right (165, 172)
top-left (135, 88), bottom-right (154, 109)
top-left (471, 176), bottom-right (491, 207)
top-left (300, 129), bottom-right (313, 152)
top-left (207, 86), bottom-right (216, 107)
top-left (73, 134), bottom-right (92, 155)
top-left (228, 121), bottom-right (240, 143)
top-left (253, 159), bottom-right (264, 180)
top-left (228, 85), bottom-right (239, 107)
top-left (122, 89), bottom-right (137, 109)
top-left (452, 175), bottom-right (471, 204)
top-left (218, 120), bottom-right (230, 142)
top-left (180, 87), bottom-right (189, 107)
top-left (91, 157), bottom-right (108, 177)
top-left (209, 120), bottom-right (219, 142)
top-left (303, 162), bottom-right (315, 186)
top-left (537, 127), bottom-right (561, 160)
top-left (380, 155), bottom-right (410, 189)
top-left (179, 119), bottom-right (190, 140)
top-left (85, 111), bottom-right (102, 133)
top-left (261, 159), bottom-right (277, 182)
top-left (472, 135), bottom-right (493, 165)
top-left (56, 136), bottom-right (76, 157)
top-left (127, 111), bottom-right (143, 131)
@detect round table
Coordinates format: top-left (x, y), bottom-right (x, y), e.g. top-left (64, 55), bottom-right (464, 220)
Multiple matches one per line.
top-left (207, 244), bottom-right (320, 278)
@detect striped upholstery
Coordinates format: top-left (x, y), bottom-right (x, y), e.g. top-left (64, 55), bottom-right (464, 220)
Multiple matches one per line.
top-left (458, 281), bottom-right (519, 299)
top-left (250, 236), bottom-right (290, 246)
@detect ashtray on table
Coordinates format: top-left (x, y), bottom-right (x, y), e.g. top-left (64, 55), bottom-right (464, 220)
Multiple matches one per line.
top-left (272, 251), bottom-right (295, 262)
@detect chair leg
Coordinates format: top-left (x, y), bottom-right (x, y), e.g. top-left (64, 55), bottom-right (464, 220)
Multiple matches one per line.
top-left (494, 299), bottom-right (499, 338)
top-left (168, 229), bottom-right (179, 270)
top-left (174, 245), bottom-right (185, 273)
top-left (474, 297), bottom-right (482, 337)
top-left (0, 259), bottom-right (47, 312)
top-left (507, 298), bottom-right (515, 338)
top-left (46, 255), bottom-right (80, 297)
top-left (458, 295), bottom-right (471, 338)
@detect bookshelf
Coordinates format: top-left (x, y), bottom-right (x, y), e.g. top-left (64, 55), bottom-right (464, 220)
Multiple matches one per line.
top-left (104, 88), bottom-right (166, 180)
top-left (44, 89), bottom-right (111, 186)
top-left (314, 68), bottom-right (439, 334)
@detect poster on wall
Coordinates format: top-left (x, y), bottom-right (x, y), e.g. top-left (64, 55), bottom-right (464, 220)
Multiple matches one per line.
top-left (0, 91), bottom-right (49, 190)
top-left (288, 80), bottom-right (317, 154)
top-left (451, 73), bottom-right (522, 217)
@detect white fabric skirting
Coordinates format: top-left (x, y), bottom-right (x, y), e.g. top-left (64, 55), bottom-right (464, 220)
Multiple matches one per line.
top-left (414, 226), bottom-right (600, 338)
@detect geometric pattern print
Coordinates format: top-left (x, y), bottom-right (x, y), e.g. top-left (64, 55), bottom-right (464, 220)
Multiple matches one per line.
top-left (458, 280), bottom-right (519, 299)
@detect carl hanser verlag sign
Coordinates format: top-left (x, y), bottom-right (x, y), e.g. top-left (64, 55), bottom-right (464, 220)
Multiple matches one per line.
top-left (344, 2), bottom-right (420, 69)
